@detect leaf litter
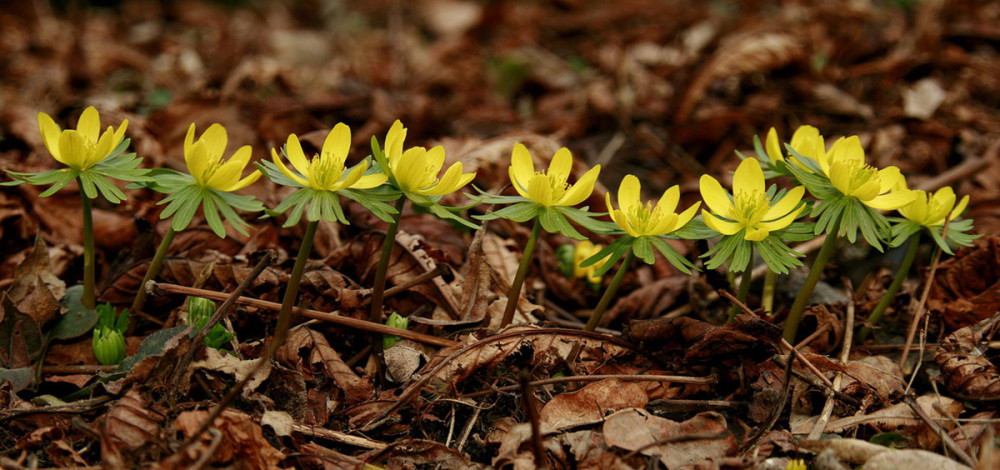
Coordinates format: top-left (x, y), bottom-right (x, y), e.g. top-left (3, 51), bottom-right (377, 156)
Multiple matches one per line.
top-left (1, 0), bottom-right (1000, 468)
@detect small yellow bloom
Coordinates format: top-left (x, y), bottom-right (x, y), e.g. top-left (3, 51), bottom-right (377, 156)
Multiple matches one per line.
top-left (607, 175), bottom-right (700, 238)
top-left (700, 158), bottom-right (805, 241)
top-left (765, 125), bottom-right (824, 172)
top-left (184, 124), bottom-right (261, 191)
top-left (272, 123), bottom-right (386, 192)
top-left (384, 120), bottom-right (475, 196)
top-left (573, 240), bottom-right (607, 284)
top-left (509, 143), bottom-right (599, 208)
top-left (899, 186), bottom-right (969, 227)
top-left (38, 106), bottom-right (128, 171)
top-left (822, 136), bottom-right (915, 210)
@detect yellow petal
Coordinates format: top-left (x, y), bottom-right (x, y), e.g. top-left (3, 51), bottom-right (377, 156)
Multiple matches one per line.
top-left (649, 211), bottom-right (679, 236)
top-left (184, 124), bottom-right (197, 161)
top-left (549, 147), bottom-right (573, 180)
top-left (77, 106), bottom-right (101, 142)
top-left (90, 128), bottom-right (116, 166)
top-left (760, 204), bottom-right (804, 232)
top-left (527, 174), bottom-right (554, 206)
top-left (323, 123), bottom-right (351, 163)
top-left (284, 134), bottom-right (311, 177)
top-left (617, 175), bottom-right (641, 210)
top-left (763, 186), bottom-right (804, 221)
top-left (877, 166), bottom-right (906, 192)
top-left (949, 194), bottom-right (969, 221)
top-left (425, 145), bottom-right (446, 175)
top-left (335, 161), bottom-right (368, 191)
top-left (699, 174), bottom-right (733, 216)
top-left (674, 201), bottom-right (701, 231)
top-left (606, 193), bottom-right (626, 227)
top-left (559, 164), bottom-right (600, 207)
top-left (765, 128), bottom-right (783, 162)
top-left (744, 225), bottom-right (770, 241)
top-left (200, 124), bottom-right (229, 159)
top-left (867, 189), bottom-right (917, 211)
top-left (272, 148), bottom-right (310, 187)
top-left (38, 112), bottom-right (62, 159)
top-left (396, 147), bottom-right (425, 192)
top-left (510, 143), bottom-right (535, 195)
top-left (187, 141), bottom-right (211, 184)
top-left (422, 162), bottom-right (464, 196)
top-left (58, 130), bottom-right (87, 169)
top-left (112, 119), bottom-right (128, 150)
top-left (206, 158), bottom-right (243, 190)
top-left (229, 169), bottom-right (262, 191)
top-left (351, 172), bottom-right (388, 190)
top-left (385, 120), bottom-right (406, 166)
top-left (703, 210), bottom-right (741, 235)
top-left (734, 158), bottom-right (765, 195)
top-left (656, 185), bottom-right (680, 215)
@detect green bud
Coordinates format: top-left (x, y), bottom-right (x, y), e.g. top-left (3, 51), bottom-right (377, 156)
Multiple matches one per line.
top-left (93, 327), bottom-right (126, 365)
top-left (188, 296), bottom-right (216, 324)
top-left (556, 244), bottom-right (575, 278)
top-left (382, 312), bottom-right (409, 350)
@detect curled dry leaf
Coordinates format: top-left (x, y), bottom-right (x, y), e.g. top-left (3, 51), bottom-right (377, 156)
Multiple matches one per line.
top-left (603, 409), bottom-right (737, 469)
top-left (103, 389), bottom-right (163, 451)
top-left (928, 236), bottom-right (1000, 330)
top-left (798, 304), bottom-right (844, 354)
top-left (8, 234), bottom-right (65, 327)
top-left (808, 395), bottom-right (962, 449)
top-left (539, 379), bottom-right (649, 431)
top-left (839, 355), bottom-right (906, 408)
top-left (277, 327), bottom-right (372, 404)
top-left (191, 347), bottom-right (271, 398)
top-left (171, 409), bottom-right (285, 470)
top-left (934, 318), bottom-right (1000, 401)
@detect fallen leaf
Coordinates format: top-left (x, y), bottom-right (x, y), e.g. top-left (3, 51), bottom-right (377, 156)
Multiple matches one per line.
top-left (539, 379), bottom-right (649, 431)
top-left (603, 408), bottom-right (737, 469)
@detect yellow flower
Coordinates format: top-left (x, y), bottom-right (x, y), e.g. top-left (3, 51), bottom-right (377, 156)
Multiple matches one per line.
top-left (607, 175), bottom-right (700, 238)
top-left (700, 158), bottom-right (805, 241)
top-left (509, 143), bottom-right (600, 207)
top-left (822, 136), bottom-right (915, 210)
top-left (573, 240), bottom-right (607, 284)
top-left (899, 186), bottom-right (969, 227)
top-left (272, 123), bottom-right (386, 192)
top-left (184, 124), bottom-right (261, 191)
top-left (384, 120), bottom-right (475, 196)
top-left (765, 125), bottom-right (824, 172)
top-left (38, 106), bottom-right (128, 171)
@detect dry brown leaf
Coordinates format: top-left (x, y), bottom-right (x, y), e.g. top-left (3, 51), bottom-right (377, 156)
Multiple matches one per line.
top-left (171, 409), bottom-right (285, 469)
top-left (813, 395), bottom-right (962, 449)
top-left (935, 321), bottom-right (1000, 401)
top-left (191, 347), bottom-right (271, 397)
top-left (928, 236), bottom-right (1000, 329)
top-left (278, 327), bottom-right (372, 404)
top-left (603, 409), bottom-right (737, 469)
top-left (104, 390), bottom-right (163, 450)
top-left (539, 379), bottom-right (649, 431)
top-left (7, 233), bottom-right (65, 327)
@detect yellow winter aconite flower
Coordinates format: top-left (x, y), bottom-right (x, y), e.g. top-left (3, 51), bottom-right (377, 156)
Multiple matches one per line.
top-left (765, 125), bottom-right (825, 171)
top-left (607, 175), bottom-right (700, 238)
top-left (38, 106), bottom-right (128, 171)
top-left (573, 240), bottom-right (607, 284)
top-left (272, 123), bottom-right (386, 192)
top-left (822, 136), bottom-right (915, 210)
top-left (384, 120), bottom-right (475, 196)
top-left (184, 124), bottom-right (260, 191)
top-left (899, 186), bottom-right (969, 228)
top-left (509, 143), bottom-right (600, 207)
top-left (700, 158), bottom-right (805, 241)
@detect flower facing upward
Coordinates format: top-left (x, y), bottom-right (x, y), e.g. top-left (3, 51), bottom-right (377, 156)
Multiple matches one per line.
top-left (765, 125), bottom-right (824, 171)
top-left (573, 240), bottom-right (607, 284)
top-left (607, 175), bottom-right (700, 238)
top-left (700, 158), bottom-right (805, 241)
top-left (383, 121), bottom-right (475, 196)
top-left (38, 106), bottom-right (128, 171)
top-left (898, 186), bottom-right (969, 228)
top-left (272, 123), bottom-right (386, 192)
top-left (509, 143), bottom-right (600, 207)
top-left (821, 136), bottom-right (915, 210)
top-left (184, 124), bottom-right (261, 191)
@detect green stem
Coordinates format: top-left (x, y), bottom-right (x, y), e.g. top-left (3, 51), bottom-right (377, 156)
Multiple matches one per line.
top-left (369, 197), bottom-right (407, 324)
top-left (500, 218), bottom-right (543, 328)
top-left (582, 250), bottom-right (635, 332)
top-left (783, 233), bottom-right (838, 343)
top-left (762, 269), bottom-right (777, 317)
top-left (130, 227), bottom-right (176, 315)
top-left (271, 220), bottom-right (318, 356)
top-left (79, 181), bottom-right (96, 310)
top-left (858, 233), bottom-right (921, 341)
top-left (727, 266), bottom-right (755, 323)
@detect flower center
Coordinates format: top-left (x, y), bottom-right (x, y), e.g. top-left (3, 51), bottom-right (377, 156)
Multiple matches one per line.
top-left (733, 190), bottom-right (770, 227)
top-left (311, 152), bottom-right (345, 189)
top-left (538, 171), bottom-right (568, 200)
top-left (627, 202), bottom-right (659, 232)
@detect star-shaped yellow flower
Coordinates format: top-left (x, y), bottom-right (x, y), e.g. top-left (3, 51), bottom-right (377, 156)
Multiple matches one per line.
top-left (384, 120), bottom-right (475, 196)
top-left (38, 106), bottom-right (128, 171)
top-left (765, 125), bottom-right (825, 172)
top-left (509, 143), bottom-right (599, 208)
top-left (821, 136), bottom-right (915, 211)
top-left (700, 158), bottom-right (805, 241)
top-left (272, 123), bottom-right (386, 192)
top-left (898, 186), bottom-right (969, 228)
top-left (184, 124), bottom-right (261, 192)
top-left (607, 175), bottom-right (700, 238)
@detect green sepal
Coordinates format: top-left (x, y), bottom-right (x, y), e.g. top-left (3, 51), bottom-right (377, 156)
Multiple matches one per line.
top-left (558, 206), bottom-right (617, 235)
top-left (582, 236), bottom-right (633, 277)
top-left (649, 236), bottom-right (696, 274)
top-left (340, 186), bottom-right (401, 224)
top-left (671, 215), bottom-right (719, 240)
top-left (477, 201), bottom-right (539, 222)
top-left (370, 136), bottom-right (399, 188)
top-left (538, 207), bottom-right (585, 240)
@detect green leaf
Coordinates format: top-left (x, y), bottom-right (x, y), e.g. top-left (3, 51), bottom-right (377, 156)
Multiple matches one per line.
top-left (539, 208), bottom-right (585, 240)
top-left (50, 286), bottom-right (99, 340)
top-left (671, 215), bottom-right (719, 240)
top-left (649, 237), bottom-right (695, 274)
top-left (631, 237), bottom-right (655, 264)
top-left (340, 188), bottom-right (398, 224)
top-left (427, 202), bottom-right (480, 230)
top-left (484, 202), bottom-right (539, 223)
top-left (558, 206), bottom-right (617, 234)
top-left (585, 237), bottom-right (632, 277)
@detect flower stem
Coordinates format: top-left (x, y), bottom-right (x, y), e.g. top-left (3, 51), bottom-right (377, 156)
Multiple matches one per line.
top-left (727, 266), bottom-right (754, 323)
top-left (582, 249), bottom-right (635, 333)
top-left (368, 197), bottom-right (407, 384)
top-left (858, 233), bottom-right (921, 341)
top-left (130, 227), bottom-right (176, 315)
top-left (783, 233), bottom-right (838, 343)
top-left (271, 220), bottom-right (318, 356)
top-left (500, 218), bottom-right (542, 328)
top-left (79, 181), bottom-right (96, 310)
top-left (762, 269), bottom-right (777, 317)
